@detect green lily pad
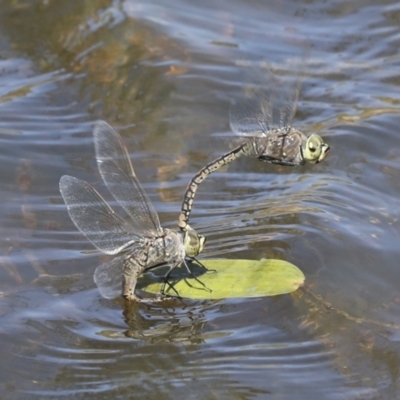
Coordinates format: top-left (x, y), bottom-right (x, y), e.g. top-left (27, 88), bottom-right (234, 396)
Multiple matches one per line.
top-left (143, 259), bottom-right (305, 299)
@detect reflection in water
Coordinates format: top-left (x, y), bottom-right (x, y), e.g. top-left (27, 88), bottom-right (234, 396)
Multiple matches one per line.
top-left (121, 300), bottom-right (218, 343)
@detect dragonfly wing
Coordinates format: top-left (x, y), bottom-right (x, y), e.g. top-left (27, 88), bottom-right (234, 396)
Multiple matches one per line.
top-left (94, 256), bottom-right (124, 299)
top-left (93, 121), bottom-right (162, 235)
top-left (230, 95), bottom-right (269, 137)
top-left (230, 50), bottom-right (308, 134)
top-left (275, 55), bottom-right (307, 129)
top-left (60, 175), bottom-right (137, 255)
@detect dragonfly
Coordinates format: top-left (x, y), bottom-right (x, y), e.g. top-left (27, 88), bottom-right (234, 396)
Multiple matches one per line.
top-left (178, 60), bottom-right (330, 232)
top-left (60, 121), bottom-right (206, 302)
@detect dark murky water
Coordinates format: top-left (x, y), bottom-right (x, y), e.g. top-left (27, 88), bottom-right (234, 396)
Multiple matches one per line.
top-left (1, 0), bottom-right (400, 398)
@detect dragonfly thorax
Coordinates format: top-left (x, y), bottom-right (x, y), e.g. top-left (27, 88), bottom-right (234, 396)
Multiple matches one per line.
top-left (242, 127), bottom-right (307, 166)
top-left (143, 229), bottom-right (186, 268)
top-left (240, 128), bottom-right (329, 166)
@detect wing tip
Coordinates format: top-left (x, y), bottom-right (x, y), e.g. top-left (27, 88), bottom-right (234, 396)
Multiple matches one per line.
top-left (59, 174), bottom-right (76, 192)
top-left (93, 120), bottom-right (115, 137)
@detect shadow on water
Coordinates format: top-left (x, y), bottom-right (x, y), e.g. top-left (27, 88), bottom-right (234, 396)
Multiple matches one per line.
top-left (1, 0), bottom-right (400, 399)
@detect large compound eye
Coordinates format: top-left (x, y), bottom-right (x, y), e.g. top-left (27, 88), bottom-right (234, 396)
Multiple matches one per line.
top-left (304, 134), bottom-right (324, 163)
top-left (198, 234), bottom-right (206, 253)
top-left (183, 227), bottom-right (205, 257)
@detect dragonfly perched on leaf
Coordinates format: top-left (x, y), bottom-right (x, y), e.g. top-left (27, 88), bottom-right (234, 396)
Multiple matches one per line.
top-left (178, 58), bottom-right (330, 233)
top-left (60, 121), bottom-right (206, 302)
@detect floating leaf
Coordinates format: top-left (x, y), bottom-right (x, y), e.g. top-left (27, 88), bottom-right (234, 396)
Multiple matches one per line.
top-left (143, 259), bottom-right (305, 299)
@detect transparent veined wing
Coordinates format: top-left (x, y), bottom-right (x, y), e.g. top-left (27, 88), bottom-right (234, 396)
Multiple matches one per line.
top-left (230, 53), bottom-right (308, 137)
top-left (93, 255), bottom-right (125, 299)
top-left (60, 175), bottom-right (137, 255)
top-left (93, 120), bottom-right (162, 236)
top-left (229, 94), bottom-right (270, 137)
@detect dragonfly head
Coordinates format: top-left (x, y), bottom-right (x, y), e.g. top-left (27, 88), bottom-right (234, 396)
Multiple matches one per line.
top-left (183, 226), bottom-right (206, 257)
top-left (303, 134), bottom-right (330, 164)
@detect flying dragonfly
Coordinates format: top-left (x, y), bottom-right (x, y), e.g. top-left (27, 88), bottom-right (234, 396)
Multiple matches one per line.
top-left (60, 121), bottom-right (206, 302)
top-left (178, 59), bottom-right (330, 233)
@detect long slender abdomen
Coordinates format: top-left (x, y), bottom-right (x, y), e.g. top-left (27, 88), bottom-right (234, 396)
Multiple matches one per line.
top-left (179, 144), bottom-right (246, 230)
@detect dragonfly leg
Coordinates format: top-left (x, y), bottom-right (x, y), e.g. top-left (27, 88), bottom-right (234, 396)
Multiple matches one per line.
top-left (161, 259), bottom-right (213, 295)
top-left (181, 259), bottom-right (212, 293)
top-left (257, 154), bottom-right (300, 166)
top-left (161, 263), bottom-right (182, 297)
top-left (189, 257), bottom-right (216, 274)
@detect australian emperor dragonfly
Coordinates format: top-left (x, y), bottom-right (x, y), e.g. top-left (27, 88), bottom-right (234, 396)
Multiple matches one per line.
top-left (179, 60), bottom-right (330, 233)
top-left (60, 121), bottom-right (205, 302)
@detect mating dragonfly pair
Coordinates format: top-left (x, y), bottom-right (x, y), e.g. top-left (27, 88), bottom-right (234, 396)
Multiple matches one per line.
top-left (60, 74), bottom-right (329, 302)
